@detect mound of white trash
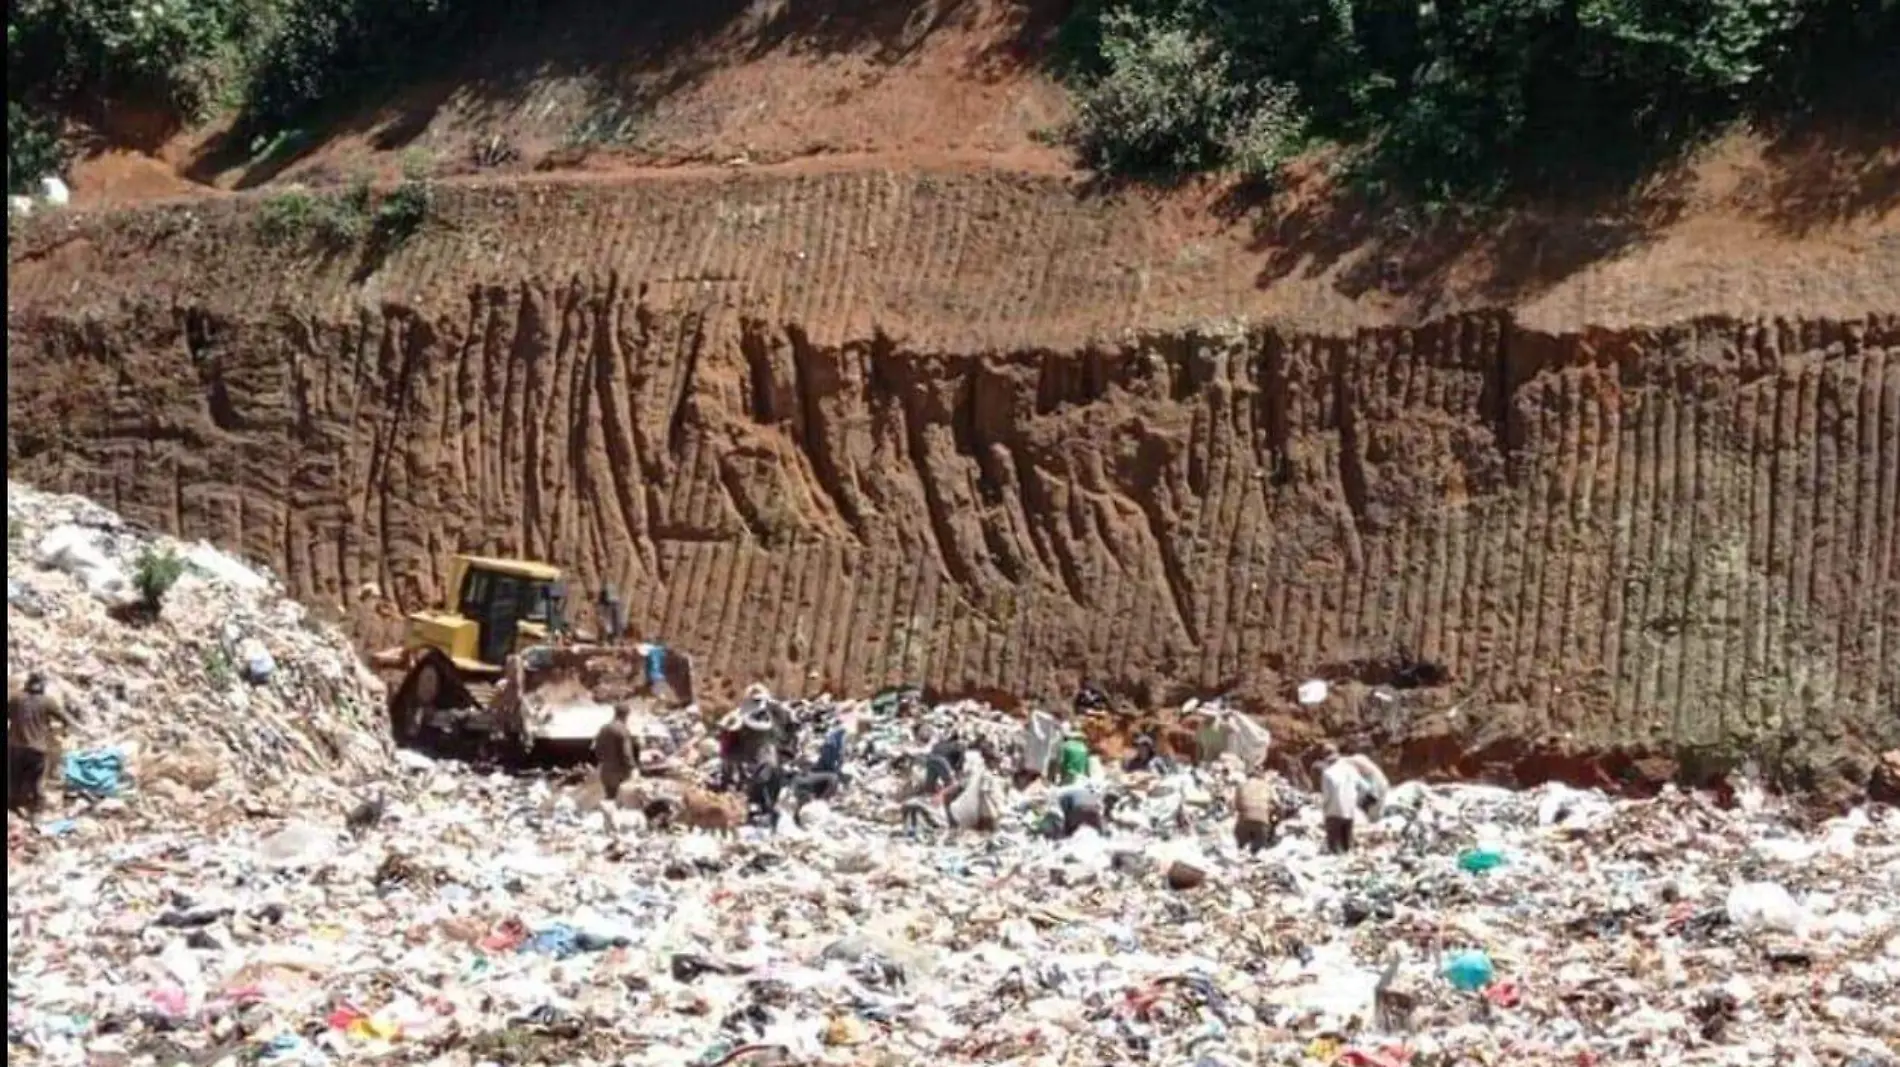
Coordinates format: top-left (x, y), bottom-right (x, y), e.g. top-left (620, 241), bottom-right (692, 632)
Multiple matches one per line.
top-left (8, 672), bottom-right (1898, 1066)
top-left (6, 481), bottom-right (391, 811)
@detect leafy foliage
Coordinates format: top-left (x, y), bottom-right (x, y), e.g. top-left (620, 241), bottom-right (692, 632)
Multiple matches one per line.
top-left (255, 179), bottom-right (370, 247)
top-left (132, 544), bottom-right (186, 610)
top-left (4, 0), bottom-right (524, 187)
top-left (6, 0), bottom-right (267, 118)
top-left (237, 0), bottom-right (529, 139)
top-left (372, 173), bottom-right (432, 242)
top-left (1068, 8), bottom-right (1305, 179)
top-left (8, 101), bottom-right (66, 194)
top-left (1061, 0), bottom-right (1897, 196)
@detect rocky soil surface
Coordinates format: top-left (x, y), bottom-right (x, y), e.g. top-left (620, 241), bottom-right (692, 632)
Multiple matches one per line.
top-left (7, 190), bottom-right (1897, 794)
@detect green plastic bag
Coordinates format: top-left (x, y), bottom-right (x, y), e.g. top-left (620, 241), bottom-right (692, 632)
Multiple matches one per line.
top-left (1458, 848), bottom-right (1506, 873)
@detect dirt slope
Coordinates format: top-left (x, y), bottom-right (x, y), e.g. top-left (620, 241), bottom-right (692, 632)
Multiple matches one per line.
top-left (8, 165), bottom-right (1899, 795)
top-left (10, 0), bottom-right (1900, 794)
top-left (57, 0), bottom-right (1074, 201)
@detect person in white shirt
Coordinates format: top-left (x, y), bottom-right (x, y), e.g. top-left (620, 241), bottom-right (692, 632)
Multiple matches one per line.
top-left (1319, 748), bottom-right (1391, 855)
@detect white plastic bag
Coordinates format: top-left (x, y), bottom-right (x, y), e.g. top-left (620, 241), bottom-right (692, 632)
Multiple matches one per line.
top-left (253, 822), bottom-right (335, 870)
top-left (948, 757), bottom-right (1004, 829)
top-left (1726, 881), bottom-right (1807, 935)
top-left (1019, 710), bottom-right (1062, 777)
top-left (1223, 712), bottom-right (1271, 769)
top-left (35, 525), bottom-right (131, 603)
top-left (1192, 706), bottom-right (1270, 769)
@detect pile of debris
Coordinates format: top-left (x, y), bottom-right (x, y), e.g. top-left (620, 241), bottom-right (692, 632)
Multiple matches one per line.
top-left (7, 678), bottom-right (1896, 1066)
top-left (6, 481), bottom-right (391, 818)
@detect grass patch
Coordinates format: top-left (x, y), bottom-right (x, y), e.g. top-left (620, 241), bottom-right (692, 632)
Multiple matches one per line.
top-left (256, 179), bottom-right (371, 248)
top-left (565, 100), bottom-right (650, 149)
top-left (130, 544), bottom-right (186, 617)
top-left (204, 645), bottom-right (236, 687)
top-left (372, 177), bottom-right (431, 243)
top-left (365, 149), bottom-right (434, 244)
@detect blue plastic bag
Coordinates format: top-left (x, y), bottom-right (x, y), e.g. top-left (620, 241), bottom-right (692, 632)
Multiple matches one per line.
top-left (62, 748), bottom-right (126, 797)
top-left (526, 924), bottom-right (580, 959)
top-left (1442, 950), bottom-right (1495, 991)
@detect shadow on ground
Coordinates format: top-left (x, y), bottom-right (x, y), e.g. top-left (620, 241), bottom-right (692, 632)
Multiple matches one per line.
top-left (1753, 116), bottom-right (1900, 238)
top-left (1207, 155), bottom-right (1702, 316)
top-left (1197, 115), bottom-right (1895, 316)
top-left (183, 0), bottom-right (1064, 189)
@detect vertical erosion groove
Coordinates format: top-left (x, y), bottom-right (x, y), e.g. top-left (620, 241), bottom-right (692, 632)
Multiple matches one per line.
top-left (6, 299), bottom-right (1895, 785)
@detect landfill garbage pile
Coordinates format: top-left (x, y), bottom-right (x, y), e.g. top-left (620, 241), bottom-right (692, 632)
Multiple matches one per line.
top-left (6, 481), bottom-right (392, 815)
top-left (9, 684), bottom-right (1899, 1067)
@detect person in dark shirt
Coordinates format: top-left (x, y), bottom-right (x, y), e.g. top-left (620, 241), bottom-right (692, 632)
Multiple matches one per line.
top-left (921, 734), bottom-right (968, 793)
top-left (815, 723), bottom-right (849, 775)
top-left (8, 673), bottom-right (69, 814)
top-left (747, 763), bottom-right (844, 828)
top-left (593, 704), bottom-right (639, 832)
top-left (1123, 732), bottom-right (1177, 775)
top-left (1073, 682), bottom-right (1110, 716)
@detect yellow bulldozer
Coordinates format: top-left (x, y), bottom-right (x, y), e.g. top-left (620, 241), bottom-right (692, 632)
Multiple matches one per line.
top-left (380, 554), bottom-right (694, 763)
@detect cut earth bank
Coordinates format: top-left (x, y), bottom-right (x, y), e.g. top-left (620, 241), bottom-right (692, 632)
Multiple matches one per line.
top-left (7, 169), bottom-right (1899, 802)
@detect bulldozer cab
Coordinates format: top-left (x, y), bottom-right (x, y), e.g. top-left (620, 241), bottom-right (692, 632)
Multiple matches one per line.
top-left (387, 554), bottom-right (698, 764)
top-left (403, 555), bottom-right (567, 674)
top-left (455, 559), bottom-right (559, 663)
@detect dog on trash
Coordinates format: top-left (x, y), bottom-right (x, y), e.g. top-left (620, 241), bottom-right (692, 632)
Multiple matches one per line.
top-left (653, 784), bottom-right (745, 836)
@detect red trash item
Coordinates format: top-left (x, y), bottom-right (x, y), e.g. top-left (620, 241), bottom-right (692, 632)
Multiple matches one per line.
top-left (147, 986), bottom-right (190, 1019)
top-left (1484, 980), bottom-right (1522, 1008)
top-left (1121, 986), bottom-right (1163, 1020)
top-left (220, 984), bottom-right (267, 1006)
top-left (480, 917), bottom-right (529, 952)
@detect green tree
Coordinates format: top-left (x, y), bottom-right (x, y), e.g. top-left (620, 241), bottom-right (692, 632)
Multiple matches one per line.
top-left (1058, 0), bottom-right (1870, 197)
top-left (1068, 6), bottom-right (1307, 179)
top-left (8, 101), bottom-right (65, 194)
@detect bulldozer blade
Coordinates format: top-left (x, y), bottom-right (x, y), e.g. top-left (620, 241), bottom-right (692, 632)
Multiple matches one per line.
top-left (385, 642), bottom-right (697, 769)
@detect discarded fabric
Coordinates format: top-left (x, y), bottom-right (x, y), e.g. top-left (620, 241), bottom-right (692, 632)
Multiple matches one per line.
top-left (61, 748), bottom-right (125, 797)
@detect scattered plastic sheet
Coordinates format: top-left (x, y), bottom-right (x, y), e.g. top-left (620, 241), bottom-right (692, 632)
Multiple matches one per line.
top-left (8, 481), bottom-right (1900, 1067)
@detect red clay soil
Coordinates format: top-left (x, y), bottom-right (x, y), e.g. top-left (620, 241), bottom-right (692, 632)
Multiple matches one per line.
top-left (11, 0), bottom-right (1900, 800)
top-left (57, 0), bottom-right (1076, 202)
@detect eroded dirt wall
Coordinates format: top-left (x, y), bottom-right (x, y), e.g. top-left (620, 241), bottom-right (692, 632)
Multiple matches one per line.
top-left (7, 291), bottom-right (1898, 785)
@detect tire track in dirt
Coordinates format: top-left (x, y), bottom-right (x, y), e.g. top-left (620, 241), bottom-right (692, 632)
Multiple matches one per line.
top-left (11, 294), bottom-right (1898, 790)
top-left (8, 171), bottom-right (1900, 794)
